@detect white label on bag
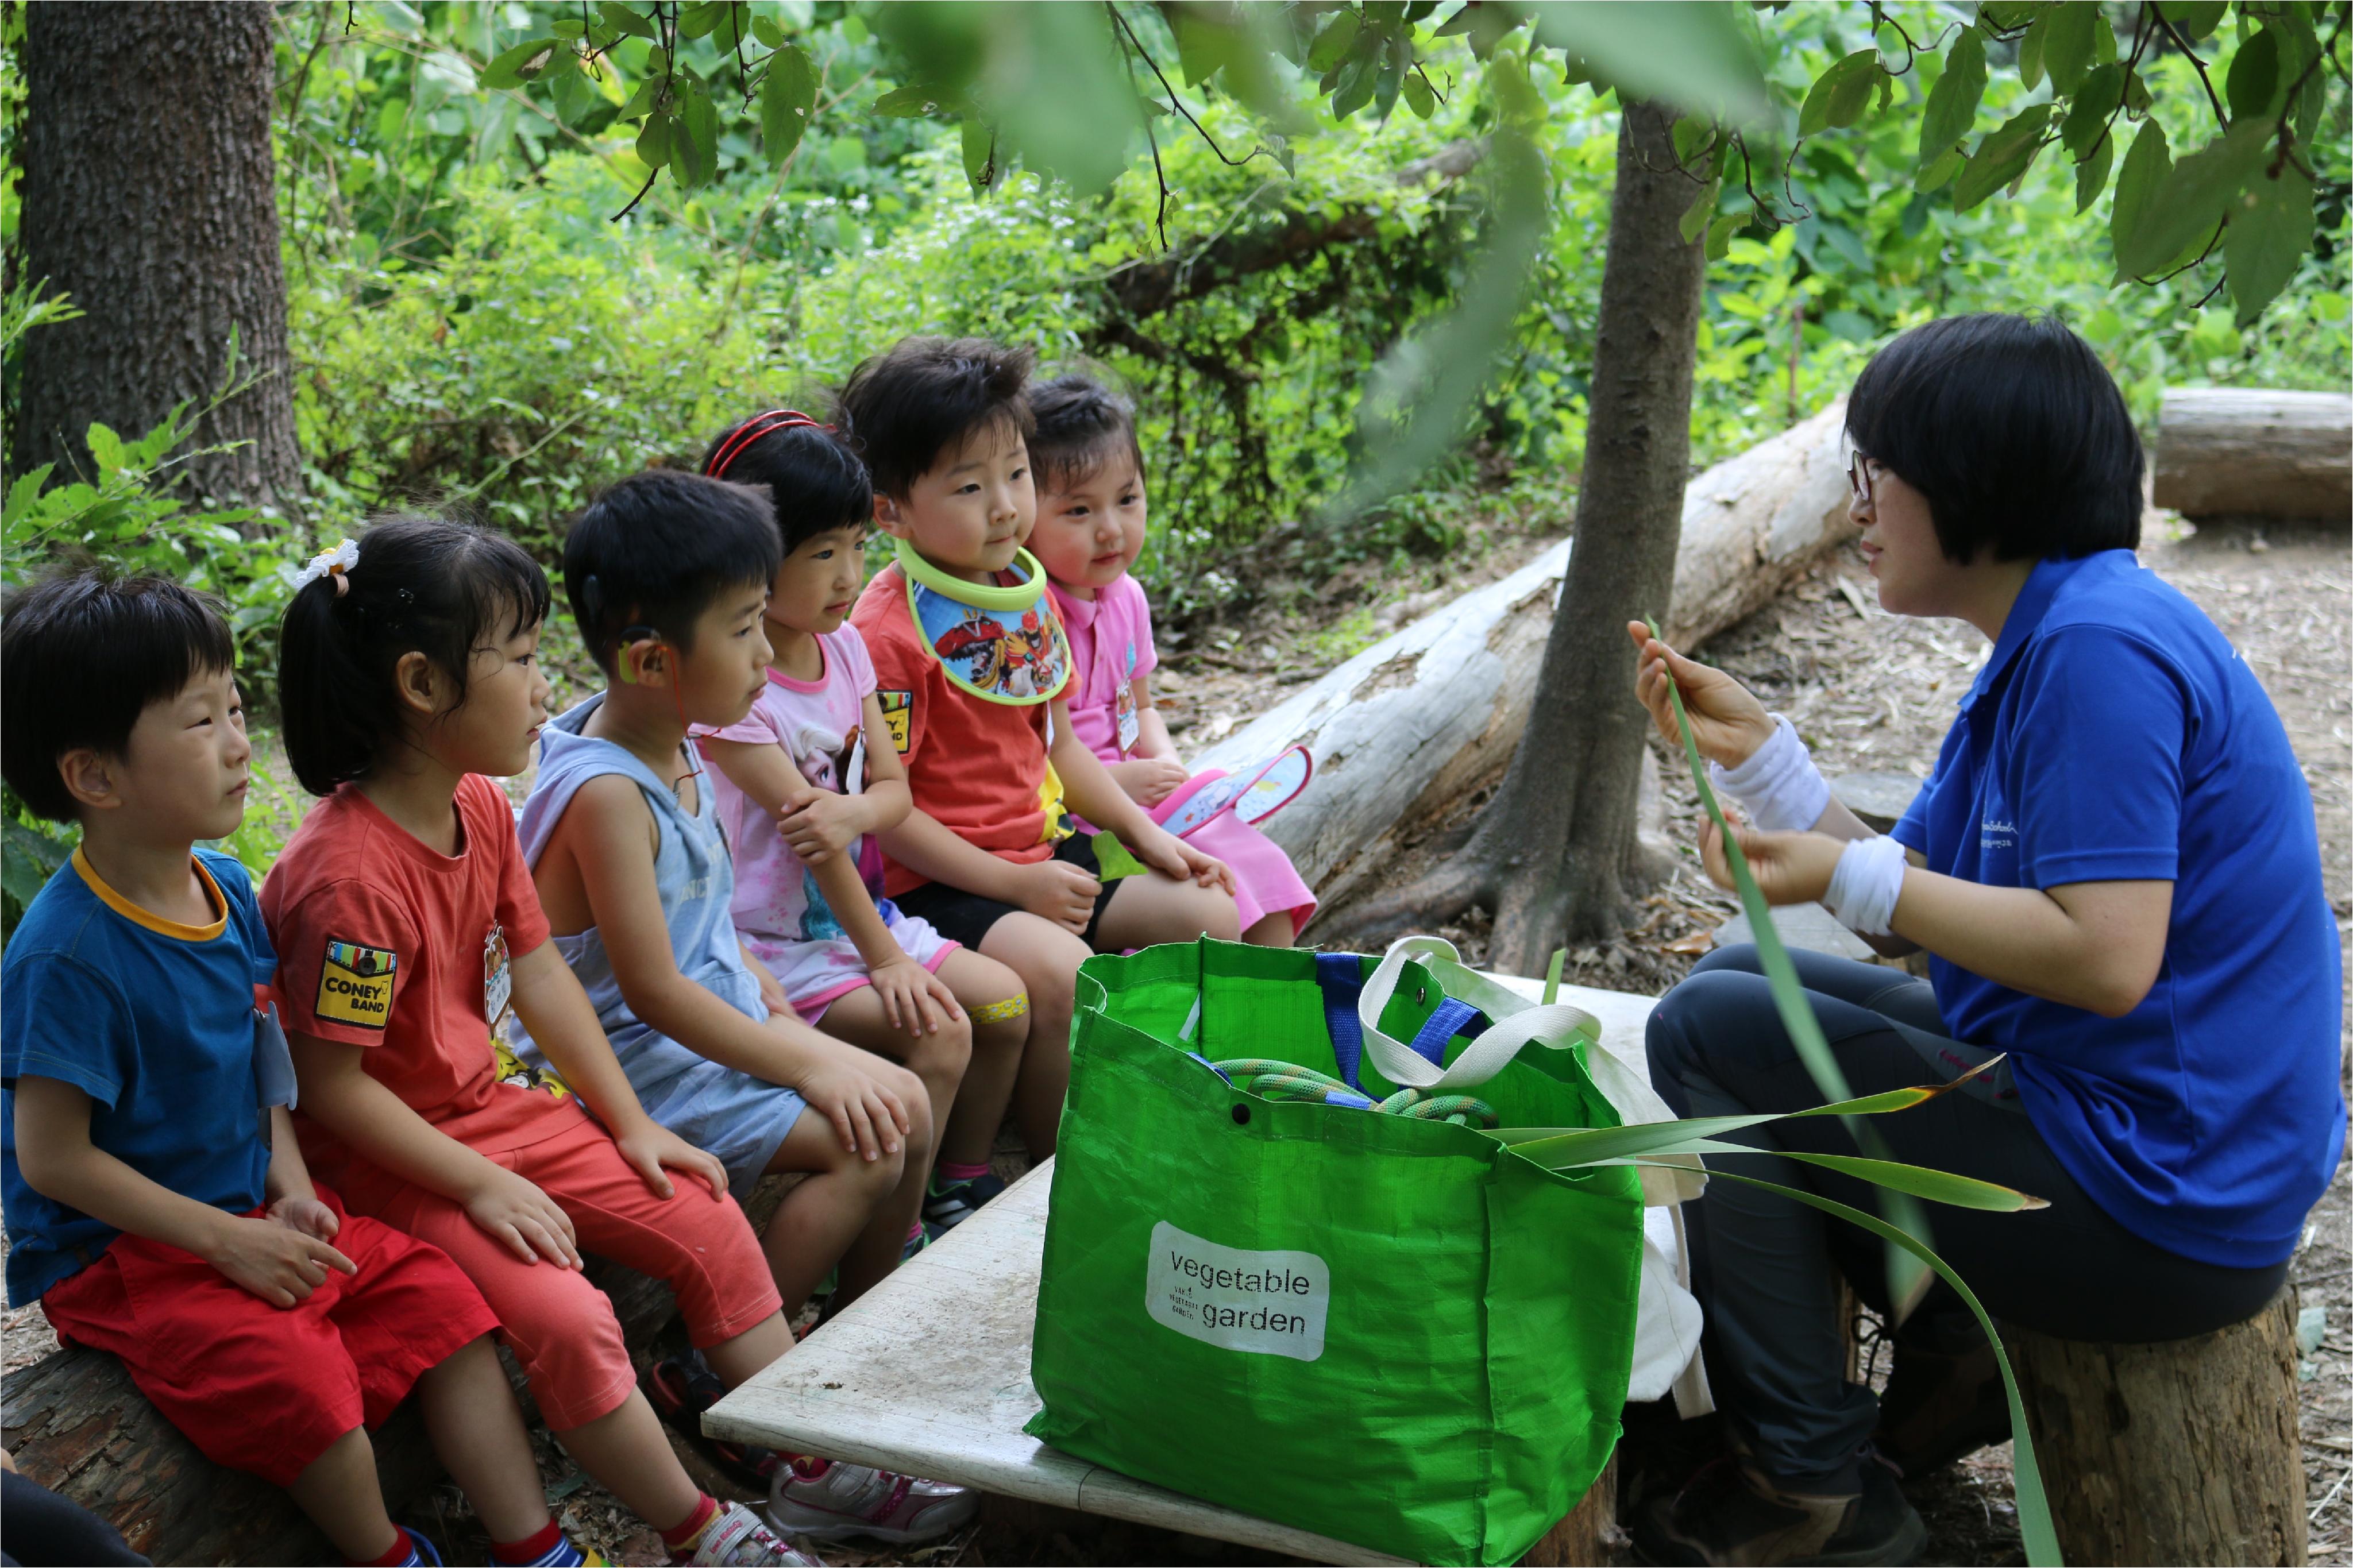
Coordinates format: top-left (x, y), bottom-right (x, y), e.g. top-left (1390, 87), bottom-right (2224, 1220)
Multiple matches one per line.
top-left (1145, 1222), bottom-right (1328, 1362)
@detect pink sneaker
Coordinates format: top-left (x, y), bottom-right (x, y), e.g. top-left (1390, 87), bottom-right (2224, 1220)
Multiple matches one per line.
top-left (762, 1456), bottom-right (979, 1545)
top-left (677, 1501), bottom-right (820, 1566)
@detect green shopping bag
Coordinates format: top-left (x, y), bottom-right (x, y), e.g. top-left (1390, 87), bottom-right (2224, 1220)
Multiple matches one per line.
top-left (1026, 938), bottom-right (1645, 1566)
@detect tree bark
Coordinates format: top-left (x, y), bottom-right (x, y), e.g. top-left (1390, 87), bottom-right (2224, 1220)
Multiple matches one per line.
top-left (1315, 101), bottom-right (1709, 974)
top-left (2151, 388), bottom-right (2353, 522)
top-left (2006, 1288), bottom-right (2307, 1566)
top-left (16, 1), bottom-right (301, 511)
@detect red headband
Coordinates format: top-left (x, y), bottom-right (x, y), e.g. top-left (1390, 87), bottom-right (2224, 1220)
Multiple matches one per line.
top-left (705, 409), bottom-right (833, 480)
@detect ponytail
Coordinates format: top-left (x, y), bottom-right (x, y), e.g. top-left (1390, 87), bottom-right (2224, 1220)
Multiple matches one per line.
top-left (278, 516), bottom-right (551, 795)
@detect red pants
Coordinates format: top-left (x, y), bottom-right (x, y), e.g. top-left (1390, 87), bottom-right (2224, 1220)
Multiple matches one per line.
top-left (359, 1117), bottom-right (782, 1430)
top-left (42, 1188), bottom-right (497, 1486)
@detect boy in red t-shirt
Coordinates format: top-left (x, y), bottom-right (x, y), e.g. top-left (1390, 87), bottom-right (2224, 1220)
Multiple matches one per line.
top-left (844, 337), bottom-right (1237, 1159)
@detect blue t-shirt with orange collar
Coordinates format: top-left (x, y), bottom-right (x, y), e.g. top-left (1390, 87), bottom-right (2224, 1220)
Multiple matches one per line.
top-left (1892, 549), bottom-right (2344, 1268)
top-left (1, 848), bottom-right (276, 1304)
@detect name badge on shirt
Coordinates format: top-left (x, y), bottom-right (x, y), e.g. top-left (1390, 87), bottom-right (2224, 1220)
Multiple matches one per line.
top-left (483, 922), bottom-right (513, 1028)
top-left (1115, 680), bottom-right (1140, 755)
top-left (317, 938), bottom-right (396, 1030)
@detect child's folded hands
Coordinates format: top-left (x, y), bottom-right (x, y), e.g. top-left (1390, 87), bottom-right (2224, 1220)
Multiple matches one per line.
top-left (870, 953), bottom-right (965, 1037)
top-left (796, 1048), bottom-right (915, 1162)
top-left (777, 783), bottom-right (868, 866)
top-left (464, 1164), bottom-right (585, 1269)
top-left (267, 1192), bottom-right (342, 1244)
top-left (1009, 856), bottom-right (1102, 936)
top-left (207, 1211), bottom-right (358, 1308)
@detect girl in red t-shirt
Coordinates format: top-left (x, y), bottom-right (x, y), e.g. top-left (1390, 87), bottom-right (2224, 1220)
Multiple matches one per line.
top-left (264, 518), bottom-right (817, 1567)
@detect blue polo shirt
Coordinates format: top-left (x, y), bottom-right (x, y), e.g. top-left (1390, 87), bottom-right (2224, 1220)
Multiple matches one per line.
top-left (1892, 549), bottom-right (2343, 1268)
top-left (1, 848), bottom-right (276, 1305)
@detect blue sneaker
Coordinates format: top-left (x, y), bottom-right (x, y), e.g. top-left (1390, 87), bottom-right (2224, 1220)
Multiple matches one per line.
top-left (920, 1170), bottom-right (1006, 1231)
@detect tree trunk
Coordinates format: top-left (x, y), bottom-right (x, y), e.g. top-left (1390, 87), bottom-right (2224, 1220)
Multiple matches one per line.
top-left (1195, 403), bottom-right (1854, 920)
top-left (1315, 100), bottom-right (1710, 974)
top-left (16, 2), bottom-right (301, 511)
top-left (2151, 388), bottom-right (2352, 522)
top-left (2006, 1288), bottom-right (2307, 1566)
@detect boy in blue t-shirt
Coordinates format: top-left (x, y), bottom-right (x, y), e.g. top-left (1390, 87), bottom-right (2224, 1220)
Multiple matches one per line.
top-left (1, 569), bottom-right (589, 1568)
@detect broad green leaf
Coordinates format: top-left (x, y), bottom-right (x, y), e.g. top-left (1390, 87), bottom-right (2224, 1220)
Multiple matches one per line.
top-left (635, 110), bottom-right (673, 168)
top-left (751, 14), bottom-right (784, 47)
top-left (1372, 38), bottom-right (1408, 122)
top-left (84, 422), bottom-right (124, 473)
top-left (1, 464), bottom-right (54, 527)
top-left (1798, 50), bottom-right (1883, 137)
top-left (872, 81), bottom-right (965, 118)
top-left (1308, 9), bottom-right (1361, 72)
top-left (599, 2), bottom-right (655, 40)
top-left (676, 88), bottom-right (719, 185)
top-left (1919, 26), bottom-right (1986, 163)
top-left (1530, 3), bottom-right (1769, 126)
top-left (760, 42), bottom-right (818, 165)
top-left (1634, 1162), bottom-right (2063, 1567)
top-left (2059, 63), bottom-right (2122, 156)
top-left (959, 116), bottom-right (996, 194)
top-left (1330, 44), bottom-right (1382, 119)
top-left (550, 17), bottom-right (585, 38)
top-left (2225, 163), bottom-right (2316, 325)
top-left (480, 37), bottom-right (560, 90)
top-left (2018, 9), bottom-right (2049, 90)
top-left (550, 56), bottom-right (597, 122)
top-left (1680, 175), bottom-right (1723, 244)
top-left (1402, 69), bottom-right (1436, 119)
top-left (1977, 1), bottom-right (2039, 30)
top-left (2122, 65), bottom-right (2152, 112)
top-left (2118, 117), bottom-right (2273, 279)
top-left (1914, 143), bottom-right (1964, 193)
top-left (618, 71), bottom-right (665, 123)
top-left (2108, 119), bottom-right (2170, 279)
top-left (1705, 211), bottom-right (1745, 261)
top-left (2227, 27), bottom-right (2281, 119)
top-left (1672, 113), bottom-right (1712, 164)
top-left (2074, 128), bottom-right (2114, 214)
top-left (676, 2), bottom-right (727, 41)
top-left (1953, 103), bottom-right (2052, 211)
top-left (2042, 2), bottom-right (2097, 93)
top-left (2158, 0), bottom-right (2227, 42)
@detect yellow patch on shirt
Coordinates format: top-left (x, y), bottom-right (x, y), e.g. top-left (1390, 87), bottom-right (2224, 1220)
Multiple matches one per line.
top-left (877, 690), bottom-right (913, 755)
top-left (317, 938), bottom-right (396, 1030)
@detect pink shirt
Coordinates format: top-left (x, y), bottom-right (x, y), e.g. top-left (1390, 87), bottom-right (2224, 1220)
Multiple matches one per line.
top-left (695, 626), bottom-right (881, 948)
top-left (1048, 574), bottom-right (1159, 764)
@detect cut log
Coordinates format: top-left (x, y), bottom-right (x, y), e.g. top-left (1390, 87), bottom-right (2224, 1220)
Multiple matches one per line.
top-left (2006, 1288), bottom-right (2307, 1566)
top-left (2152, 388), bottom-right (2353, 522)
top-left (1, 1176), bottom-right (794, 1566)
top-left (1195, 402), bottom-right (1858, 913)
top-left (1518, 1455), bottom-right (1621, 1566)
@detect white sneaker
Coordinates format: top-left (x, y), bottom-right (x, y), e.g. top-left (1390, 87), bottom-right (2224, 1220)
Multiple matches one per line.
top-left (681, 1501), bottom-right (823, 1566)
top-left (763, 1455), bottom-right (980, 1545)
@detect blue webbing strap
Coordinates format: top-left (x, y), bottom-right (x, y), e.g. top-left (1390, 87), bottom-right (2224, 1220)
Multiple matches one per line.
top-left (1315, 953), bottom-right (1368, 1090)
top-left (1406, 996), bottom-right (1489, 1068)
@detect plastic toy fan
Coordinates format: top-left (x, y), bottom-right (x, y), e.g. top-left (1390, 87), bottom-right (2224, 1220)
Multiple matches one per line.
top-left (1151, 746), bottom-right (1313, 840)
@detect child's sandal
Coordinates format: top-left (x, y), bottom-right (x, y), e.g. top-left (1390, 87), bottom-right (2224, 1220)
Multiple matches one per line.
top-left (646, 1351), bottom-right (783, 1488)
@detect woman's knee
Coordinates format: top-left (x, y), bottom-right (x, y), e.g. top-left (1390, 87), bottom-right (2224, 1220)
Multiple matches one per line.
top-left (1645, 967), bottom-right (1773, 1092)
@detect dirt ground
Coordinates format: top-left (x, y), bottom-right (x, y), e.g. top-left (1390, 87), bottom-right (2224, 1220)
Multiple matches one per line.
top-left (2, 510), bottom-right (2346, 1567)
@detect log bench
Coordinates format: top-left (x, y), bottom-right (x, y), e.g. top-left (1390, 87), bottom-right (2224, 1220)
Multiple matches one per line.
top-left (2005, 1288), bottom-right (2309, 1566)
top-left (1, 1176), bottom-right (797, 1566)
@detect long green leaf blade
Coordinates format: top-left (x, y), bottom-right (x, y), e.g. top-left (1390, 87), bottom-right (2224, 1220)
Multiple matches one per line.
top-left (1595, 1141), bottom-right (2049, 1211)
top-left (1631, 1161), bottom-right (2062, 1566)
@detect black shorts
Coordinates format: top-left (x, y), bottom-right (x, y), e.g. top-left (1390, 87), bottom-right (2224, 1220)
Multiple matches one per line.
top-left (892, 832), bottom-right (1118, 950)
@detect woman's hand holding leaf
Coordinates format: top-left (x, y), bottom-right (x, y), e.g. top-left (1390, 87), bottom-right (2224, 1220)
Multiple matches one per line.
top-left (1626, 620), bottom-right (1775, 767)
top-left (1701, 818), bottom-right (1844, 907)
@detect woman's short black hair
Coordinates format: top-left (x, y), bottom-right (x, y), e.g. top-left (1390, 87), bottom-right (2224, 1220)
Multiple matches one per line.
top-left (1845, 312), bottom-right (2144, 563)
top-left (279, 515), bottom-right (552, 796)
top-left (563, 469), bottom-right (781, 674)
top-left (836, 335), bottom-right (1035, 498)
top-left (1027, 373), bottom-right (1145, 496)
top-left (1, 566), bottom-right (236, 821)
top-left (700, 415), bottom-right (873, 555)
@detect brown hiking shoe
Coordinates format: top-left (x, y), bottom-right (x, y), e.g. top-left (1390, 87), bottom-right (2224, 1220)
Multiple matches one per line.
top-left (1634, 1455), bottom-right (1926, 1567)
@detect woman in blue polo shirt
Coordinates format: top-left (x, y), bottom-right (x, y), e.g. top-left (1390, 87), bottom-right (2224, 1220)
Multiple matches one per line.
top-left (1626, 314), bottom-right (2343, 1568)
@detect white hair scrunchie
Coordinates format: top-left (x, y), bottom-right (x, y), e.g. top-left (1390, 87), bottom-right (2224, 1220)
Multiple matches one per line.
top-left (294, 539), bottom-right (360, 597)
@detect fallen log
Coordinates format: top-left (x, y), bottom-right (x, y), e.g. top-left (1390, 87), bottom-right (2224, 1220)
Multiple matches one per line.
top-left (1, 1176), bottom-right (794, 1566)
top-left (2152, 388), bottom-right (2352, 522)
top-left (1195, 401), bottom-right (1857, 914)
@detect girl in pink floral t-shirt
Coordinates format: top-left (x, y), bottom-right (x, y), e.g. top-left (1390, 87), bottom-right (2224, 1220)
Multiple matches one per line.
top-left (1027, 376), bottom-right (1316, 943)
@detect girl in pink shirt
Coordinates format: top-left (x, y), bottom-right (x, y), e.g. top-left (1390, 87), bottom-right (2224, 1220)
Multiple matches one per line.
top-left (1025, 377), bottom-right (1316, 944)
